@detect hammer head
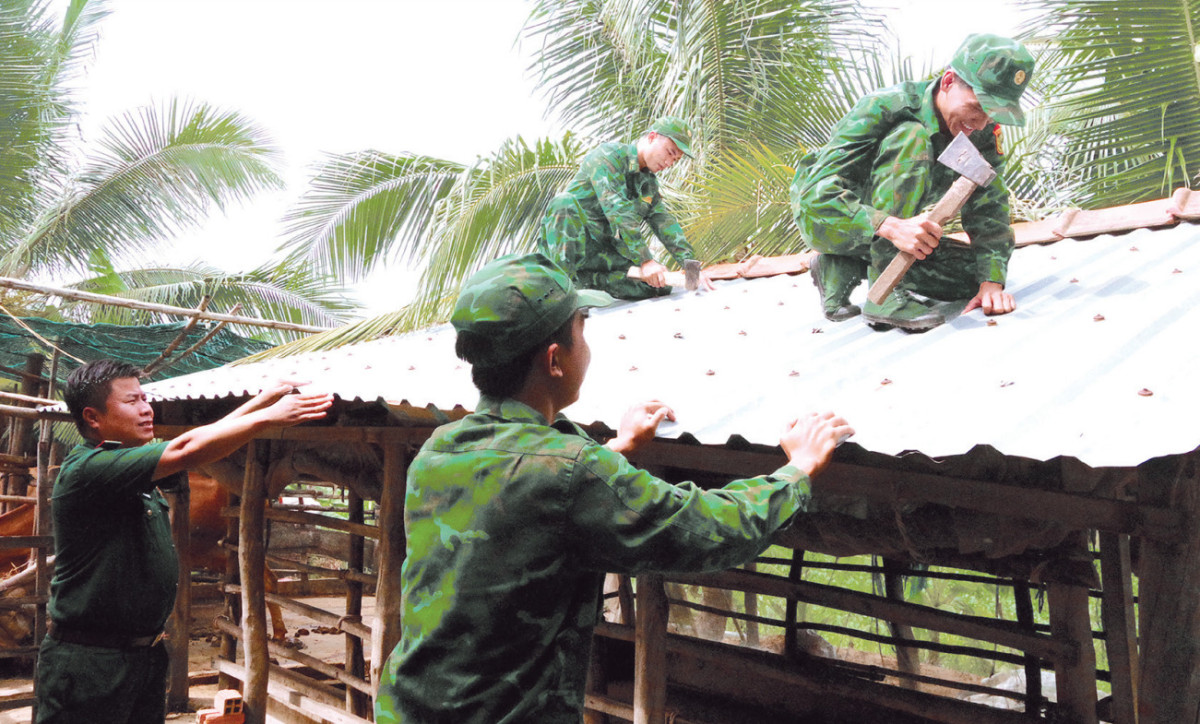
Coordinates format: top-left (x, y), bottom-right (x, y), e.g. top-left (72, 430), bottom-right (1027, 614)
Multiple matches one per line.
top-left (938, 132), bottom-right (997, 187)
top-left (684, 259), bottom-right (701, 291)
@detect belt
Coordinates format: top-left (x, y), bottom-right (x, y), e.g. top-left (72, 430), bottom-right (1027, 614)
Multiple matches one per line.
top-left (48, 621), bottom-right (164, 649)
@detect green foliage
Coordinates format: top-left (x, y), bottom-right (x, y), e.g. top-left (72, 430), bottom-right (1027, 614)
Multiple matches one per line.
top-left (1020, 0), bottom-right (1200, 206)
top-left (0, 0), bottom-right (353, 347)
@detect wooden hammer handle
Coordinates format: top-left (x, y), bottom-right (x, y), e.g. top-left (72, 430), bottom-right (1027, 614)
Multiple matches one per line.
top-left (866, 175), bottom-right (981, 305)
top-left (626, 266), bottom-right (686, 287)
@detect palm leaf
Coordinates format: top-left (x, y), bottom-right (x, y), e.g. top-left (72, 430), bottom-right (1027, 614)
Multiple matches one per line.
top-left (56, 262), bottom-right (352, 343)
top-left (1023, 0), bottom-right (1200, 205)
top-left (279, 151), bottom-right (466, 281)
top-left (5, 99), bottom-right (283, 278)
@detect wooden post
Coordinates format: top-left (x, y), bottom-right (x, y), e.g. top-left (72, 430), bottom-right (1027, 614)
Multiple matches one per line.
top-left (784, 549), bottom-right (805, 658)
top-left (1099, 532), bottom-right (1138, 724)
top-left (1012, 580), bottom-right (1043, 714)
top-left (633, 574), bottom-right (668, 724)
top-left (1135, 453), bottom-right (1200, 724)
top-left (584, 635), bottom-right (610, 724)
top-left (345, 487), bottom-right (368, 717)
top-left (1048, 580), bottom-right (1098, 723)
top-left (218, 489), bottom-right (241, 690)
top-left (744, 561), bottom-right (758, 646)
top-left (883, 558), bottom-right (920, 690)
top-left (6, 354), bottom-right (43, 505)
top-left (29, 351), bottom-right (55, 724)
top-left (370, 442), bottom-right (408, 694)
top-left (166, 478), bottom-right (192, 711)
top-left (239, 440), bottom-right (270, 724)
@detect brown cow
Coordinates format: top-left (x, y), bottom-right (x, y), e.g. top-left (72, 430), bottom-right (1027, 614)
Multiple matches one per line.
top-left (0, 503), bottom-right (36, 574)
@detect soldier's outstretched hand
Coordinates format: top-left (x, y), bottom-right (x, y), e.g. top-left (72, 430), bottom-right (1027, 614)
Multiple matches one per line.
top-left (780, 412), bottom-right (854, 479)
top-left (607, 400), bottom-right (675, 455)
top-left (262, 390), bottom-right (334, 427)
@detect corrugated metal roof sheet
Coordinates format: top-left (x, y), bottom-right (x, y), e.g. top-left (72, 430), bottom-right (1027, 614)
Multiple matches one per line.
top-left (146, 221), bottom-right (1200, 469)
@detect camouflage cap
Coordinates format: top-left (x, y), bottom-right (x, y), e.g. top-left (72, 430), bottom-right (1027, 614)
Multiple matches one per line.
top-left (451, 253), bottom-right (614, 366)
top-left (648, 116), bottom-right (695, 158)
top-left (949, 34), bottom-right (1035, 127)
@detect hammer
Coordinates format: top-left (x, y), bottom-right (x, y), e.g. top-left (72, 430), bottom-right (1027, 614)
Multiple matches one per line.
top-left (627, 259), bottom-right (703, 291)
top-left (866, 132), bottom-right (998, 305)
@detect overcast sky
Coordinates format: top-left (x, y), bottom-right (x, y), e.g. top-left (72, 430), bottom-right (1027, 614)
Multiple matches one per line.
top-left (65, 0), bottom-right (1027, 314)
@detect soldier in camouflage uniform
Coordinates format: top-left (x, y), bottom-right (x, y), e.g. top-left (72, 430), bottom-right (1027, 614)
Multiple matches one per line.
top-left (374, 253), bottom-right (853, 723)
top-left (790, 34), bottom-right (1036, 330)
top-left (538, 117), bottom-right (712, 300)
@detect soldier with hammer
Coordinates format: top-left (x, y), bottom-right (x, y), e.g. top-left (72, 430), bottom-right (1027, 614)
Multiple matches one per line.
top-left (538, 117), bottom-right (713, 300)
top-left (790, 34), bottom-right (1035, 330)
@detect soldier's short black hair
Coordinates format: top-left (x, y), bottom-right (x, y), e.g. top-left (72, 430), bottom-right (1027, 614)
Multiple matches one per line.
top-left (459, 313), bottom-right (576, 398)
top-left (64, 359), bottom-right (145, 437)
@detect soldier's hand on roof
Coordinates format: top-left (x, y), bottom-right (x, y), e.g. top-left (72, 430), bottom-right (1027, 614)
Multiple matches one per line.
top-left (262, 390), bottom-right (334, 426)
top-left (606, 400), bottom-right (675, 455)
top-left (878, 214), bottom-right (941, 260)
top-left (780, 412), bottom-right (854, 479)
top-left (964, 281), bottom-right (1015, 316)
top-left (640, 260), bottom-right (668, 288)
top-left (698, 269), bottom-right (716, 291)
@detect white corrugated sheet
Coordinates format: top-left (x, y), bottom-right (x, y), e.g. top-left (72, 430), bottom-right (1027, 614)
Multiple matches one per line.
top-left (146, 222), bottom-right (1200, 468)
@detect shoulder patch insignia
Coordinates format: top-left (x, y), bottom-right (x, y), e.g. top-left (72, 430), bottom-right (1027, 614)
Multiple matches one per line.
top-left (993, 124), bottom-right (1004, 156)
top-left (641, 195), bottom-right (653, 204)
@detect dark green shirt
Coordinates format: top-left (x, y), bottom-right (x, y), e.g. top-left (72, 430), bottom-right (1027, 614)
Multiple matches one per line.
top-left (48, 441), bottom-right (181, 637)
top-left (376, 397), bottom-right (812, 723)
top-left (566, 141), bottom-right (696, 270)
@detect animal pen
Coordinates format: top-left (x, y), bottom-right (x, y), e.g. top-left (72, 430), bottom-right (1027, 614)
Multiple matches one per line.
top-left (0, 191), bottom-right (1197, 724)
top-left (138, 192), bottom-right (1200, 724)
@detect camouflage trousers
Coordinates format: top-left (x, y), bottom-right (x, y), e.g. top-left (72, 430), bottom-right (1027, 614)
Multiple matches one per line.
top-left (537, 193), bottom-right (671, 301)
top-left (807, 122), bottom-right (979, 301)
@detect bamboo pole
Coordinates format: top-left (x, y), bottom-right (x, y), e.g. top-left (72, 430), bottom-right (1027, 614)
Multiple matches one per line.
top-left (0, 276), bottom-right (330, 333)
top-left (633, 574), bottom-right (668, 724)
top-left (238, 440), bottom-right (270, 724)
top-left (152, 303), bottom-right (242, 376)
top-left (141, 295), bottom-right (211, 376)
top-left (669, 568), bottom-right (1072, 663)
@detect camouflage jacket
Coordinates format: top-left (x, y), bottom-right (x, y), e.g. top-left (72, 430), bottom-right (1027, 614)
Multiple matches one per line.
top-left (790, 79), bottom-right (1015, 286)
top-left (566, 141), bottom-right (696, 269)
top-left (375, 396), bottom-right (811, 724)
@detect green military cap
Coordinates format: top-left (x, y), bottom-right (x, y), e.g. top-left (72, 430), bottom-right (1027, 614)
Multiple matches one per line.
top-left (452, 253), bottom-right (614, 366)
top-left (949, 34), bottom-right (1035, 127)
top-left (648, 116), bottom-right (695, 158)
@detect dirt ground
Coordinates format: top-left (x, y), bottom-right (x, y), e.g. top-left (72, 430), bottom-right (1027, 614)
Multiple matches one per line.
top-left (0, 595), bottom-right (372, 724)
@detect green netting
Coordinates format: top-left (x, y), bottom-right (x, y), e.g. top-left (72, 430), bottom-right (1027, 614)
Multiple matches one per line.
top-left (0, 317), bottom-right (272, 384)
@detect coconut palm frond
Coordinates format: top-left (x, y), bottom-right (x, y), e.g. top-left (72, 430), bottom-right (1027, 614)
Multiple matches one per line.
top-left (279, 151), bottom-right (465, 282)
top-left (1024, 0), bottom-right (1200, 205)
top-left (7, 99), bottom-right (283, 279)
top-left (236, 293), bottom-right (458, 362)
top-left (680, 140), bottom-right (807, 261)
top-left (61, 261), bottom-right (352, 342)
top-left (411, 135), bottom-right (584, 307)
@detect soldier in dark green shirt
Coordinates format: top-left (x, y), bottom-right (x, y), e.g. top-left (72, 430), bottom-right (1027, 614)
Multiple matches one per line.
top-left (375, 253), bottom-right (853, 723)
top-left (35, 359), bottom-right (332, 724)
top-left (538, 117), bottom-right (713, 300)
top-left (790, 34), bottom-right (1035, 330)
